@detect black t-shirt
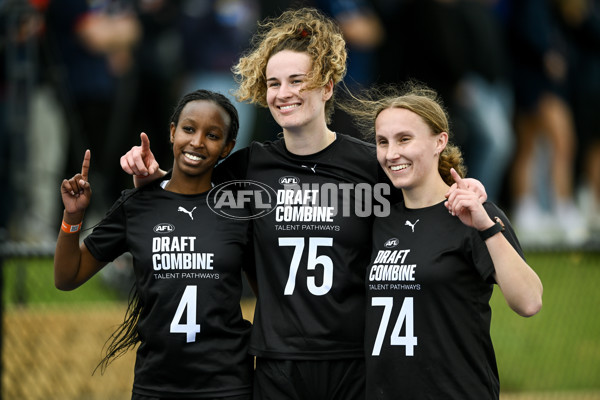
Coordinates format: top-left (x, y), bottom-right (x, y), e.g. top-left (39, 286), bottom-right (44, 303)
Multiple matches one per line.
top-left (213, 134), bottom-right (391, 359)
top-left (84, 181), bottom-right (253, 398)
top-left (365, 200), bottom-right (524, 400)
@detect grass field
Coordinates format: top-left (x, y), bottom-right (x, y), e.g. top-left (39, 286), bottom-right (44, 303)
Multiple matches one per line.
top-left (490, 252), bottom-right (600, 394)
top-left (2, 251), bottom-right (599, 398)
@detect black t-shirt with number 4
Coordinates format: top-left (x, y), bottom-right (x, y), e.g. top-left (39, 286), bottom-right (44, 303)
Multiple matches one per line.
top-left (84, 180), bottom-right (253, 398)
top-left (365, 200), bottom-right (523, 400)
top-left (214, 134), bottom-right (391, 360)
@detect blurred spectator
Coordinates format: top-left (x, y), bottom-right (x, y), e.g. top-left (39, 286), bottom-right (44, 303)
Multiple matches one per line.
top-left (375, 0), bottom-right (468, 119)
top-left (1, 1), bottom-right (21, 239)
top-left (178, 0), bottom-right (260, 151)
top-left (127, 0), bottom-right (183, 169)
top-left (564, 0), bottom-right (600, 236)
top-left (327, 0), bottom-right (384, 89)
top-left (451, 0), bottom-right (516, 203)
top-left (374, 0), bottom-right (515, 203)
top-left (45, 0), bottom-right (141, 226)
top-left (0, 0), bottom-right (32, 241)
top-left (317, 0), bottom-right (385, 139)
top-left (507, 0), bottom-right (588, 245)
top-left (0, 0), bottom-right (65, 243)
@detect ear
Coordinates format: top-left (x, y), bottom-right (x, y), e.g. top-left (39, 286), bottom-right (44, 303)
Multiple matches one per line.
top-left (169, 122), bottom-right (176, 144)
top-left (220, 140), bottom-right (235, 159)
top-left (322, 79), bottom-right (334, 101)
top-left (434, 132), bottom-right (448, 156)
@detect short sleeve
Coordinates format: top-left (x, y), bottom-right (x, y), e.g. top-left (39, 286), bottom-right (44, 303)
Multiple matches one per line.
top-left (83, 192), bottom-right (131, 262)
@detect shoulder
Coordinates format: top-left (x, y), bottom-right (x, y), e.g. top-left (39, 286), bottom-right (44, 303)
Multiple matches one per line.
top-left (215, 139), bottom-right (285, 181)
top-left (330, 133), bottom-right (378, 164)
top-left (337, 133), bottom-right (375, 153)
top-left (333, 134), bottom-right (378, 170)
top-left (482, 201), bottom-right (525, 256)
top-left (113, 186), bottom-right (142, 207)
top-left (482, 202), bottom-right (509, 222)
top-left (243, 138), bottom-right (284, 151)
top-left (246, 137), bottom-right (286, 156)
top-left (331, 134), bottom-right (386, 184)
top-left (103, 183), bottom-right (159, 215)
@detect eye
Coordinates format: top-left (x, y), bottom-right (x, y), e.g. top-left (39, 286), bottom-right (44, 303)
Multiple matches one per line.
top-left (182, 126), bottom-right (194, 133)
top-left (268, 81), bottom-right (280, 88)
top-left (376, 138), bottom-right (388, 146)
top-left (207, 132), bottom-right (221, 140)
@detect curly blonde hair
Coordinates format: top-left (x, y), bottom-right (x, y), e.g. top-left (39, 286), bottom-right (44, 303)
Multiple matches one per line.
top-left (232, 7), bottom-right (347, 124)
top-left (339, 81), bottom-right (467, 185)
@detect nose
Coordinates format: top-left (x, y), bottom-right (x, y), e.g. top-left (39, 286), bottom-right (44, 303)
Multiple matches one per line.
top-left (190, 132), bottom-right (205, 148)
top-left (386, 142), bottom-right (400, 161)
top-left (277, 81), bottom-right (293, 99)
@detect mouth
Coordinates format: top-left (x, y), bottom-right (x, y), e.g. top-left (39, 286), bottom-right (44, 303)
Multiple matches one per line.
top-left (389, 163), bottom-right (410, 172)
top-left (278, 103), bottom-right (301, 112)
top-left (183, 151), bottom-right (206, 162)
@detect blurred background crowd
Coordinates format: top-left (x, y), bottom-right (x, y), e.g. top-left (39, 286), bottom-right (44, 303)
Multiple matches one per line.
top-left (1, 0), bottom-right (599, 249)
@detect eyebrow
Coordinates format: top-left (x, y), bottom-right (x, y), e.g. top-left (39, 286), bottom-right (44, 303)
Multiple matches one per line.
top-left (376, 130), bottom-right (412, 139)
top-left (180, 118), bottom-right (225, 130)
top-left (266, 73), bottom-right (307, 82)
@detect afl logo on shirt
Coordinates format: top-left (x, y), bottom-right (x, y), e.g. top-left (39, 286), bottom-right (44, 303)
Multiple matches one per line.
top-left (279, 176), bottom-right (300, 185)
top-left (384, 238), bottom-right (399, 248)
top-left (208, 180), bottom-right (277, 220)
top-left (154, 223), bottom-right (175, 234)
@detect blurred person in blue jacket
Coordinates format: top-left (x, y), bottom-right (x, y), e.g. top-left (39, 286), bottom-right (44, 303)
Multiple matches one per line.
top-left (178, 0), bottom-right (260, 151)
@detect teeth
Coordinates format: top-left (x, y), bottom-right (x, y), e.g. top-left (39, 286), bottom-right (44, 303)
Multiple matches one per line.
top-left (184, 153), bottom-right (203, 161)
top-left (390, 164), bottom-right (409, 171)
top-left (280, 104), bottom-right (299, 110)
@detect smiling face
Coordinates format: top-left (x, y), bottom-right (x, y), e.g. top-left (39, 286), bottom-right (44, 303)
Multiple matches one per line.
top-left (375, 107), bottom-right (448, 191)
top-left (265, 50), bottom-right (333, 133)
top-left (170, 100), bottom-right (234, 180)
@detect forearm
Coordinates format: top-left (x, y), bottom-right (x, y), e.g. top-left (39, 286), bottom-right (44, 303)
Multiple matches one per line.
top-left (54, 211), bottom-right (105, 290)
top-left (54, 211), bottom-right (86, 290)
top-left (486, 234), bottom-right (543, 317)
top-left (133, 168), bottom-right (166, 188)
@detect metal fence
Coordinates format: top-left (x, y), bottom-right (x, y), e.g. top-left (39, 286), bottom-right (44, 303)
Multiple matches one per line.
top-left (1, 241), bottom-right (599, 400)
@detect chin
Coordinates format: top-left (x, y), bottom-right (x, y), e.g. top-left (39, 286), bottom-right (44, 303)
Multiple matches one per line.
top-left (389, 176), bottom-right (409, 190)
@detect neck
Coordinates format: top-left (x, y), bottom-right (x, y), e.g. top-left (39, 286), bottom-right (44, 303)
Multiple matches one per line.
top-left (165, 169), bottom-right (212, 194)
top-left (283, 126), bottom-right (336, 155)
top-left (401, 175), bottom-right (450, 209)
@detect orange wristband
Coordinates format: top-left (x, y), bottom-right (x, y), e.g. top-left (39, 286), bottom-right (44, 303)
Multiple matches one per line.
top-left (61, 220), bottom-right (82, 234)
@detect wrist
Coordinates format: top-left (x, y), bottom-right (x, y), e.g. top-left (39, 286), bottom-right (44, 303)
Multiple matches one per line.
top-left (63, 210), bottom-right (84, 225)
top-left (61, 219), bottom-right (82, 234)
top-left (478, 216), bottom-right (505, 241)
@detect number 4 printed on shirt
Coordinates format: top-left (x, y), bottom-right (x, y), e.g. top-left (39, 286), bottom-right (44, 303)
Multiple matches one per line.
top-left (170, 285), bottom-right (201, 343)
top-left (371, 297), bottom-right (418, 356)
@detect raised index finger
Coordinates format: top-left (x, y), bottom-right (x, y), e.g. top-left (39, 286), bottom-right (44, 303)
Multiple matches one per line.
top-left (450, 168), bottom-right (466, 189)
top-left (81, 149), bottom-right (91, 181)
top-left (140, 132), bottom-right (150, 155)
